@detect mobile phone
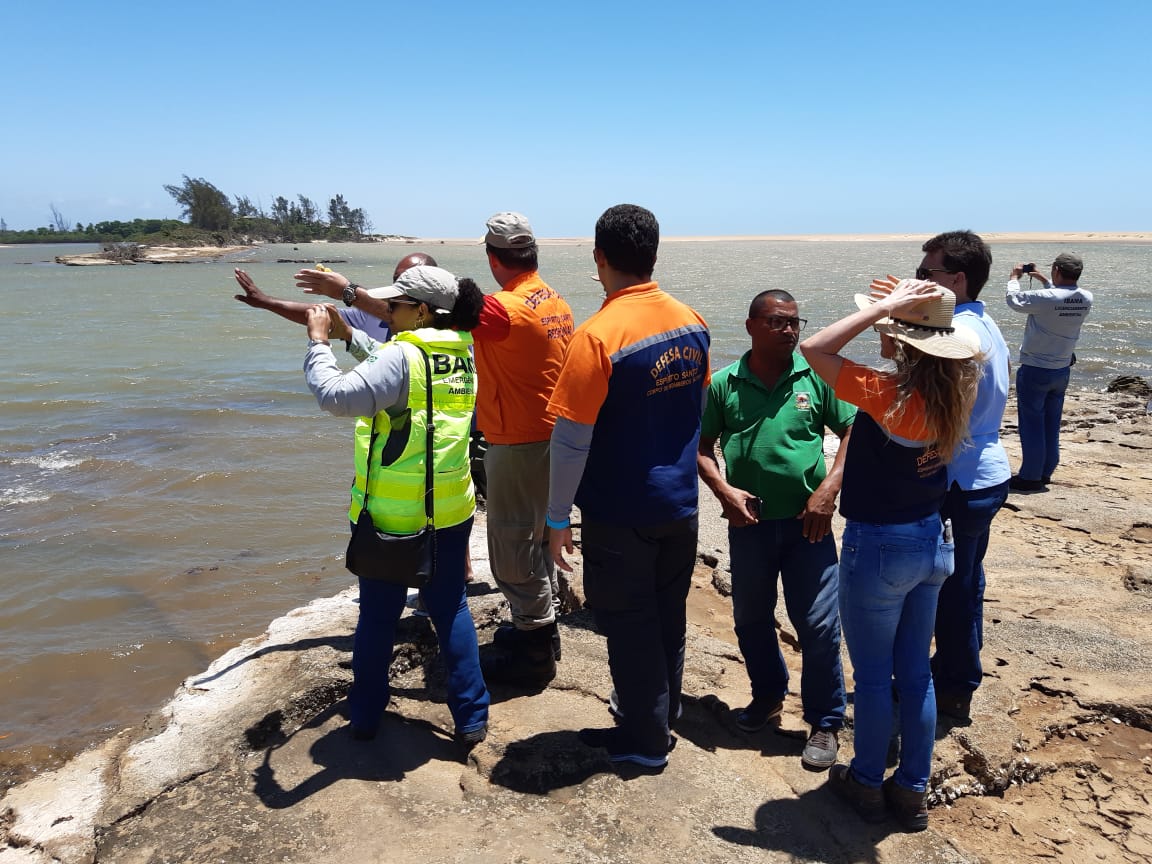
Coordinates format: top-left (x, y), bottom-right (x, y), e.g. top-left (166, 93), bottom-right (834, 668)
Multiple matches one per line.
top-left (747, 497), bottom-right (762, 518)
top-left (1022, 263), bottom-right (1035, 273)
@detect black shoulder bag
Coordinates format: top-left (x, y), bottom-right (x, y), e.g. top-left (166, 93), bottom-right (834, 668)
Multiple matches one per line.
top-left (345, 347), bottom-right (436, 587)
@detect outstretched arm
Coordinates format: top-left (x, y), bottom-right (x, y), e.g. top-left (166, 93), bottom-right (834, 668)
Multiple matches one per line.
top-left (234, 268), bottom-right (315, 326)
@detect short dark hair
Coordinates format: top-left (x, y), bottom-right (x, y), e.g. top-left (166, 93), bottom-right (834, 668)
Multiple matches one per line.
top-left (749, 289), bottom-right (796, 318)
top-left (485, 243), bottom-right (538, 273)
top-left (595, 204), bottom-right (659, 278)
top-left (921, 230), bottom-right (992, 299)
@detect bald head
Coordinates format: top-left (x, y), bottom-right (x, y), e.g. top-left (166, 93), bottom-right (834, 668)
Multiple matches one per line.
top-left (393, 252), bottom-right (438, 281)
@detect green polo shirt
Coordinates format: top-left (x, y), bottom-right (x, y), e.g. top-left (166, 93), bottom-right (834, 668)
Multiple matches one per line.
top-left (701, 351), bottom-right (856, 520)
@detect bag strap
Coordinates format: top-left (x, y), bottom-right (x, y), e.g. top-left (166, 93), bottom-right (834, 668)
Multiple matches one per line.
top-left (362, 343), bottom-right (435, 527)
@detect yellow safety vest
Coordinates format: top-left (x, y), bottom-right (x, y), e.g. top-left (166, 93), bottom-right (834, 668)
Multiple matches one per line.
top-left (349, 329), bottom-right (476, 533)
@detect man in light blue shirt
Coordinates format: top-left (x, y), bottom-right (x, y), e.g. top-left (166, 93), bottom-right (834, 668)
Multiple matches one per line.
top-left (1006, 253), bottom-right (1093, 490)
top-left (917, 231), bottom-right (1011, 723)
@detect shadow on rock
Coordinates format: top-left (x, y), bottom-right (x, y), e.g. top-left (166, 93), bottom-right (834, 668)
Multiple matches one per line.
top-left (674, 693), bottom-right (808, 760)
top-left (487, 729), bottom-right (614, 794)
top-left (252, 702), bottom-right (461, 809)
top-left (713, 783), bottom-right (891, 863)
top-left (191, 634), bottom-right (353, 686)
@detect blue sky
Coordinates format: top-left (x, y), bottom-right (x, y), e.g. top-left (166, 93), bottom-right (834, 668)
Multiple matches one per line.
top-left (2, 0), bottom-right (1149, 236)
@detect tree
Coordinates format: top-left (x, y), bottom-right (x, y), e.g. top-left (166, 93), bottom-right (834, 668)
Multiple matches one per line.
top-left (162, 176), bottom-right (234, 230)
top-left (297, 195), bottom-right (321, 226)
top-left (328, 194), bottom-right (350, 227)
top-left (347, 207), bottom-right (372, 237)
top-left (50, 204), bottom-right (70, 233)
top-left (233, 195), bottom-right (259, 218)
top-left (271, 196), bottom-right (291, 225)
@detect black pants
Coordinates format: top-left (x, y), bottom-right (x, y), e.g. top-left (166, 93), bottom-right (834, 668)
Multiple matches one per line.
top-left (582, 515), bottom-right (697, 755)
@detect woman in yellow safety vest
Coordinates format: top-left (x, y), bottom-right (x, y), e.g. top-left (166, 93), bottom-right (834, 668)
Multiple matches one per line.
top-left (303, 265), bottom-right (489, 747)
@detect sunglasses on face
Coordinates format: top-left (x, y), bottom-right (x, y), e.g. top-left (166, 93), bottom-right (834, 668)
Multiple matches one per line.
top-left (752, 315), bottom-right (807, 332)
top-left (386, 298), bottom-right (419, 312)
top-left (915, 266), bottom-right (958, 280)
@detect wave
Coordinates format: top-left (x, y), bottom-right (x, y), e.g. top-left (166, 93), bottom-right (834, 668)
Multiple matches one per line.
top-left (0, 485), bottom-right (51, 507)
top-left (10, 453), bottom-right (87, 472)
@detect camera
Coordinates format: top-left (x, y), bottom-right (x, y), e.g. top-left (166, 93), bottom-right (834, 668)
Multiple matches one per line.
top-left (1022, 263), bottom-right (1035, 273)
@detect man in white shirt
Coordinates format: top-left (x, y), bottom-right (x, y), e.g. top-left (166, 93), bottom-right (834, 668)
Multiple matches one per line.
top-left (1005, 253), bottom-right (1093, 491)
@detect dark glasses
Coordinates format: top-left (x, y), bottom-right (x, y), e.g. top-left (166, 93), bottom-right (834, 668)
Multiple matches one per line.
top-left (915, 267), bottom-right (957, 281)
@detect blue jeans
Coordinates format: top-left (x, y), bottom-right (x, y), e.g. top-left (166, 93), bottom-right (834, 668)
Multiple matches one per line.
top-left (729, 518), bottom-right (845, 730)
top-left (1016, 364), bottom-right (1070, 481)
top-left (582, 517), bottom-right (697, 757)
top-left (933, 481), bottom-right (1009, 696)
top-left (838, 516), bottom-right (954, 791)
top-left (348, 517), bottom-right (490, 736)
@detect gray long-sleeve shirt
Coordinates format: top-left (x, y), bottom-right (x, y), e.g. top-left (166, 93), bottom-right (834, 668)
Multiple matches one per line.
top-left (1005, 278), bottom-right (1093, 369)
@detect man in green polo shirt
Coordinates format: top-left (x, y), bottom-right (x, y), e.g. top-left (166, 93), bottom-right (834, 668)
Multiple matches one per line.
top-left (698, 288), bottom-right (854, 771)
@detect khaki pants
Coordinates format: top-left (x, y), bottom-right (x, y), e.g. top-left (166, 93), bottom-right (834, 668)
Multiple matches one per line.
top-left (484, 440), bottom-right (557, 628)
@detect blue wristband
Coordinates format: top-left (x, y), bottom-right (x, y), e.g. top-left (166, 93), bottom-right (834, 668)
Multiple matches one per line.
top-left (545, 515), bottom-right (571, 530)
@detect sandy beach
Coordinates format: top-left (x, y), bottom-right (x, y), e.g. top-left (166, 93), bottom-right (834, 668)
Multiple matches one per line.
top-left (392, 231), bottom-right (1152, 246)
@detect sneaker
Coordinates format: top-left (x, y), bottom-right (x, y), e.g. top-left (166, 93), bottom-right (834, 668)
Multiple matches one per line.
top-left (883, 776), bottom-right (929, 832)
top-left (578, 727), bottom-right (669, 770)
top-left (1008, 475), bottom-right (1045, 492)
top-left (607, 688), bottom-right (683, 724)
top-left (828, 764), bottom-right (886, 823)
top-left (801, 727), bottom-right (839, 771)
top-left (735, 697), bottom-right (784, 732)
top-left (455, 722), bottom-right (488, 749)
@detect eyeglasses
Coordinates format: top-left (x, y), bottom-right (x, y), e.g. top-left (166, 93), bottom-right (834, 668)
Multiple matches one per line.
top-left (753, 315), bottom-right (807, 332)
top-left (915, 266), bottom-right (958, 281)
top-left (386, 298), bottom-right (418, 312)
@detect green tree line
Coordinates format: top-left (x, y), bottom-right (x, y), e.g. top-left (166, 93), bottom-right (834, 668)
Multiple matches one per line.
top-left (0, 177), bottom-right (376, 246)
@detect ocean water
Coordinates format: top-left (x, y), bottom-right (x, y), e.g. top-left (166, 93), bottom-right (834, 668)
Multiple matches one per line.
top-left (1, 238), bottom-right (1148, 780)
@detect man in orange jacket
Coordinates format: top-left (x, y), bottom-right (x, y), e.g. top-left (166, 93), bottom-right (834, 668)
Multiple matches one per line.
top-left (474, 212), bottom-right (575, 686)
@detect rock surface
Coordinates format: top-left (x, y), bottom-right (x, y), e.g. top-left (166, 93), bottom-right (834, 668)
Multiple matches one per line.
top-left (3, 386), bottom-right (1151, 864)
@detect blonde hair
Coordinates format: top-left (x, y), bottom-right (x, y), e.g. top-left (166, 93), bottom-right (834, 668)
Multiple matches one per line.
top-left (884, 343), bottom-right (984, 462)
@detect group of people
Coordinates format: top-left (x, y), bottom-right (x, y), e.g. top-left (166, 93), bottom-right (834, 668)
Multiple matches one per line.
top-left (233, 215), bottom-right (1092, 834)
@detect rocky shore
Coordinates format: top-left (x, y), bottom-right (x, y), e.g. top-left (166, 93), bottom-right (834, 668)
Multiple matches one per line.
top-left (2, 386), bottom-right (1150, 864)
top-left (54, 246), bottom-right (250, 266)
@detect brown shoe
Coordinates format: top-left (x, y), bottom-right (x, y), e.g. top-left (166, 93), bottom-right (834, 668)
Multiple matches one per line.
top-left (828, 764), bottom-right (885, 823)
top-left (883, 776), bottom-right (929, 832)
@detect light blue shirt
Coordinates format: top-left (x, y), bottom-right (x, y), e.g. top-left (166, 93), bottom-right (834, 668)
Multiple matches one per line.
top-left (948, 300), bottom-right (1011, 490)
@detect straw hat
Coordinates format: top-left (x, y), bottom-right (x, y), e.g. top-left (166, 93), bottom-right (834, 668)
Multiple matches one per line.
top-left (853, 288), bottom-right (981, 359)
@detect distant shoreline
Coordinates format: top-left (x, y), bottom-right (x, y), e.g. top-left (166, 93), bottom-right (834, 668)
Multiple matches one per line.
top-left (5, 231), bottom-right (1150, 252)
top-left (389, 231), bottom-right (1152, 246)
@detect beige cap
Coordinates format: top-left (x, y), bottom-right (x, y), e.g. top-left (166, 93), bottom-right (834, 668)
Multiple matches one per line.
top-left (484, 211), bottom-right (536, 248)
top-left (365, 265), bottom-right (459, 311)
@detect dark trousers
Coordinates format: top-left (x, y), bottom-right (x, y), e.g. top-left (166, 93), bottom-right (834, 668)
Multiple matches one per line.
top-left (932, 480), bottom-right (1009, 695)
top-left (582, 516), bottom-right (697, 756)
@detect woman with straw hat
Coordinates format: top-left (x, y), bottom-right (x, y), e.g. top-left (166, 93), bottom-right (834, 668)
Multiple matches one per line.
top-left (799, 276), bottom-right (983, 832)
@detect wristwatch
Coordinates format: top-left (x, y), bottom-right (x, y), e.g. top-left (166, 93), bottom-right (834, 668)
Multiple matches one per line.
top-left (342, 283), bottom-right (361, 307)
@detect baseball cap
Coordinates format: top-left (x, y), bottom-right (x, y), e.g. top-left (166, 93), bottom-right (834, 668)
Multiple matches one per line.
top-left (484, 212), bottom-right (536, 248)
top-left (364, 265), bottom-right (459, 311)
top-left (1052, 253), bottom-right (1083, 279)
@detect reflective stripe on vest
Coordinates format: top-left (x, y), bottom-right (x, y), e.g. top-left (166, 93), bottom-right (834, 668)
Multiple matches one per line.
top-left (349, 330), bottom-right (476, 533)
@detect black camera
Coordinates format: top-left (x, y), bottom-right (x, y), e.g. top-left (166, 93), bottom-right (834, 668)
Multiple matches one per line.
top-left (1022, 263), bottom-right (1035, 273)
